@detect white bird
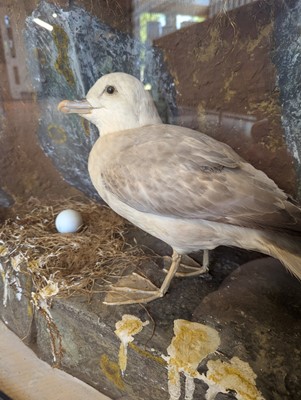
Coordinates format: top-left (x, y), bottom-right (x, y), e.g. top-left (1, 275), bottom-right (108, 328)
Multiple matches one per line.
top-left (58, 72), bottom-right (301, 305)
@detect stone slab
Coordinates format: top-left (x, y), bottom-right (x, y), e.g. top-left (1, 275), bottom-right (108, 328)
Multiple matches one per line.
top-left (1, 233), bottom-right (300, 399)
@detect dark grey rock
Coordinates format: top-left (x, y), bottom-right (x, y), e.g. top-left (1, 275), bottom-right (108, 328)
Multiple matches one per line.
top-left (0, 238), bottom-right (255, 400)
top-left (24, 1), bottom-right (177, 200)
top-left (0, 272), bottom-right (33, 345)
top-left (1, 220), bottom-right (300, 399)
top-left (193, 257), bottom-right (301, 400)
top-left (273, 0), bottom-right (301, 200)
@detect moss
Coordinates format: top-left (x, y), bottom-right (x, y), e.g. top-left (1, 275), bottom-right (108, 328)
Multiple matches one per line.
top-left (52, 25), bottom-right (75, 87)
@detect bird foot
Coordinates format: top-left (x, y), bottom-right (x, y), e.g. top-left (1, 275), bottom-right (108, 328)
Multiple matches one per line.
top-left (163, 254), bottom-right (209, 277)
top-left (103, 273), bottom-right (163, 305)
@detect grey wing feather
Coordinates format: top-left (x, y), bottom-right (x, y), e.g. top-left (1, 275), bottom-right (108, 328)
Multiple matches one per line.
top-left (101, 124), bottom-right (301, 232)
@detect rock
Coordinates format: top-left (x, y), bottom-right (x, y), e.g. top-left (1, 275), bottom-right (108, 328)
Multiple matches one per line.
top-left (0, 234), bottom-right (255, 400)
top-left (193, 257), bottom-right (301, 400)
top-left (1, 206), bottom-right (299, 399)
top-left (24, 1), bottom-right (176, 200)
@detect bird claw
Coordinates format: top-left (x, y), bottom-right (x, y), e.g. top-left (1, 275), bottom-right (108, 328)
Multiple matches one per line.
top-left (103, 273), bottom-right (163, 305)
top-left (163, 254), bottom-right (209, 277)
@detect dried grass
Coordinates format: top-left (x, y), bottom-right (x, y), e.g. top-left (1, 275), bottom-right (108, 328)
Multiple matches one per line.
top-left (0, 197), bottom-right (145, 299)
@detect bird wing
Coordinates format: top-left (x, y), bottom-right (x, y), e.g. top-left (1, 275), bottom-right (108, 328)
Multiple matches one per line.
top-left (98, 124), bottom-right (301, 232)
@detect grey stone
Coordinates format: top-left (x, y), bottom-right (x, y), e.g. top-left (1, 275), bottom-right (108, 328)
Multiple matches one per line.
top-left (0, 272), bottom-right (33, 345)
top-left (273, 0), bottom-right (301, 199)
top-left (0, 236), bottom-right (256, 400)
top-left (24, 1), bottom-right (177, 200)
top-left (1, 222), bottom-right (300, 399)
top-left (193, 257), bottom-right (301, 400)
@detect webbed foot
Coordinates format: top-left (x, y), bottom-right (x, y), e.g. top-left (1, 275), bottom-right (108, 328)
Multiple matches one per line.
top-left (103, 273), bottom-right (163, 305)
top-left (104, 251), bottom-right (182, 305)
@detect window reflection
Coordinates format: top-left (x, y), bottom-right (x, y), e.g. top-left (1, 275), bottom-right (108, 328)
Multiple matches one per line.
top-left (209, 0), bottom-right (256, 16)
top-left (133, 0), bottom-right (208, 45)
top-left (0, 7), bottom-right (33, 99)
top-left (0, 0), bottom-right (299, 200)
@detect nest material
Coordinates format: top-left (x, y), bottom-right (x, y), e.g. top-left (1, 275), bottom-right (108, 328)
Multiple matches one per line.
top-left (0, 197), bottom-right (145, 299)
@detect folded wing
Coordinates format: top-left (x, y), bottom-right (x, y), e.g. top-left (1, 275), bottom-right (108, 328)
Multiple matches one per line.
top-left (100, 124), bottom-right (301, 233)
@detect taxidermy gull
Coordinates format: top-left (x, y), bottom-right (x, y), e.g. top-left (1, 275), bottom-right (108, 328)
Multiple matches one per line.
top-left (58, 72), bottom-right (301, 305)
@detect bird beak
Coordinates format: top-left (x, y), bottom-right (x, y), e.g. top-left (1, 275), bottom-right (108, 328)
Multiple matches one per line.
top-left (58, 99), bottom-right (94, 114)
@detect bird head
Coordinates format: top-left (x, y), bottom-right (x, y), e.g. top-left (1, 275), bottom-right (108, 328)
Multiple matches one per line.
top-left (58, 72), bottom-right (162, 135)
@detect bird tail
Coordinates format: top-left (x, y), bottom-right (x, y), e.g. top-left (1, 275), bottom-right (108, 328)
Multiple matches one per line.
top-left (252, 231), bottom-right (301, 279)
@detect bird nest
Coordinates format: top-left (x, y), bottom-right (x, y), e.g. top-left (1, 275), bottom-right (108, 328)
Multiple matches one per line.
top-left (0, 197), bottom-right (149, 365)
top-left (0, 197), bottom-right (145, 301)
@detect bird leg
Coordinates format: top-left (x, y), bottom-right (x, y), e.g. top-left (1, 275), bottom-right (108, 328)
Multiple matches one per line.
top-left (163, 250), bottom-right (209, 277)
top-left (103, 250), bottom-right (182, 305)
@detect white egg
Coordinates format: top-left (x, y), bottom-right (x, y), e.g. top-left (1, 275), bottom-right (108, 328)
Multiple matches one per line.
top-left (55, 209), bottom-right (83, 233)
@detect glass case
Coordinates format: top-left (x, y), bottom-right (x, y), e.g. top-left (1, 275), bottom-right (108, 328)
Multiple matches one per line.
top-left (0, 2), bottom-right (301, 400)
top-left (1, 0), bottom-right (300, 205)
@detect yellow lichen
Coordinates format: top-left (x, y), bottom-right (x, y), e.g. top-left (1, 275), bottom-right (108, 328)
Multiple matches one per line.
top-left (115, 315), bottom-right (146, 337)
top-left (99, 354), bottom-right (125, 390)
top-left (81, 118), bottom-right (91, 137)
top-left (165, 319), bottom-right (221, 400)
top-left (39, 281), bottom-right (59, 298)
top-left (129, 342), bottom-right (166, 366)
top-left (196, 26), bottom-right (221, 63)
top-left (27, 302), bottom-right (33, 318)
top-left (114, 314), bottom-right (149, 375)
top-left (0, 245), bottom-right (8, 257)
top-left (168, 365), bottom-right (181, 400)
top-left (31, 280), bottom-right (59, 314)
top-left (248, 96), bottom-right (280, 117)
top-left (31, 280), bottom-right (62, 365)
top-left (206, 357), bottom-right (265, 400)
top-left (118, 343), bottom-right (127, 374)
top-left (52, 24), bottom-right (75, 86)
top-left (223, 70), bottom-right (236, 102)
top-left (248, 95), bottom-right (282, 141)
top-left (47, 124), bottom-right (67, 145)
top-left (246, 22), bottom-right (273, 55)
top-left (167, 320), bottom-right (221, 369)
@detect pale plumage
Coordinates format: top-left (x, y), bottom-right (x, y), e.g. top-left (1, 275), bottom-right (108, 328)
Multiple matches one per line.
top-left (58, 72), bottom-right (301, 304)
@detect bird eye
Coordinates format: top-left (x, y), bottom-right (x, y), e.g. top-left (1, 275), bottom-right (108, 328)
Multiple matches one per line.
top-left (106, 85), bottom-right (115, 94)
